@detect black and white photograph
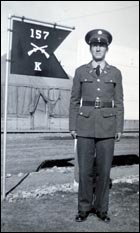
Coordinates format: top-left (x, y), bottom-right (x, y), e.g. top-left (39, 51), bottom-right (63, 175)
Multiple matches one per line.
top-left (1, 1), bottom-right (139, 232)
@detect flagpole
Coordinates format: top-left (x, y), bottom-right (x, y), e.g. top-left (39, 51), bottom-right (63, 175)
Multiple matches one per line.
top-left (2, 15), bottom-right (12, 200)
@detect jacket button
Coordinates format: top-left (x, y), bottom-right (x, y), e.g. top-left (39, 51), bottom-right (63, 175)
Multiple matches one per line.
top-left (80, 112), bottom-right (83, 115)
top-left (84, 79), bottom-right (87, 81)
top-left (97, 79), bottom-right (100, 82)
top-left (97, 88), bottom-right (101, 91)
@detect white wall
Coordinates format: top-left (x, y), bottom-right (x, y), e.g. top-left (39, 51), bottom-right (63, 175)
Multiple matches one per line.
top-left (77, 39), bottom-right (139, 120)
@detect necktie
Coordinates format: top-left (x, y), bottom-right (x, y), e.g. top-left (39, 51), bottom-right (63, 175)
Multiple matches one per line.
top-left (95, 65), bottom-right (100, 76)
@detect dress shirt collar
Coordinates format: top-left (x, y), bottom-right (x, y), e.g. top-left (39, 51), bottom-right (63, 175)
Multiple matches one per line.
top-left (92, 60), bottom-right (106, 71)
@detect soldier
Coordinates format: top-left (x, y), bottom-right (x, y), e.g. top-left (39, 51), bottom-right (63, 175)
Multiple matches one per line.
top-left (69, 29), bottom-right (124, 223)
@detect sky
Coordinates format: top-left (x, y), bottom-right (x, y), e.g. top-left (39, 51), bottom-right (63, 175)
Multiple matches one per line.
top-left (1, 1), bottom-right (139, 119)
top-left (1, 1), bottom-right (139, 58)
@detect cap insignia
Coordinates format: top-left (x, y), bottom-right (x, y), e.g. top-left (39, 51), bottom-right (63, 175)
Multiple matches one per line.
top-left (98, 30), bottom-right (102, 35)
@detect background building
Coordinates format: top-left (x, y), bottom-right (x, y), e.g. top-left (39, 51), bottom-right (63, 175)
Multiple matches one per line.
top-left (1, 54), bottom-right (72, 131)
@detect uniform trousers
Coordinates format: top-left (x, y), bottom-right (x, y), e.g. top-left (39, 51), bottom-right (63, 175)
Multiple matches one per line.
top-left (77, 136), bottom-right (115, 213)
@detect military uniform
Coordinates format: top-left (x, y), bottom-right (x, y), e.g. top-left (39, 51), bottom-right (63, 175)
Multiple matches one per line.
top-left (69, 29), bottom-right (124, 220)
top-left (69, 61), bottom-right (124, 137)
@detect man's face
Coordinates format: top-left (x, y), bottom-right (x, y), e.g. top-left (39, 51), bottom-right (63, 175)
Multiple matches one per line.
top-left (90, 42), bottom-right (108, 61)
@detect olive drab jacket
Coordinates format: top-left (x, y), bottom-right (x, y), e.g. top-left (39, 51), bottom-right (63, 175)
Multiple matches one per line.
top-left (69, 61), bottom-right (124, 138)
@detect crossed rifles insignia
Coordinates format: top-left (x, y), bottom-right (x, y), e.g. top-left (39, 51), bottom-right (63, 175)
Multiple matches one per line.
top-left (27, 43), bottom-right (50, 59)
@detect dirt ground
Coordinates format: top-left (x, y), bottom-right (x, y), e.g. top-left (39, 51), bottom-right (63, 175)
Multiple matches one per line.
top-left (1, 133), bottom-right (139, 232)
top-left (1, 181), bottom-right (139, 232)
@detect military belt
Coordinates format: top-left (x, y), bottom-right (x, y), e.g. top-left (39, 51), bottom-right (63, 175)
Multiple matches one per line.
top-left (82, 100), bottom-right (114, 108)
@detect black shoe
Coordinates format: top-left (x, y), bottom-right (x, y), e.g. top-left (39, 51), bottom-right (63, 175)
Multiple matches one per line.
top-left (75, 211), bottom-right (89, 222)
top-left (96, 211), bottom-right (110, 223)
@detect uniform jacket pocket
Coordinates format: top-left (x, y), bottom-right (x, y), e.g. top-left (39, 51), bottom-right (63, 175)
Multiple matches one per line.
top-left (80, 76), bottom-right (94, 83)
top-left (102, 108), bottom-right (116, 117)
top-left (77, 107), bottom-right (93, 131)
top-left (104, 77), bottom-right (116, 85)
top-left (78, 106), bottom-right (92, 117)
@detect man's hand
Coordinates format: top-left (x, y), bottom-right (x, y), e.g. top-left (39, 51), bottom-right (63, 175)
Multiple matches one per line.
top-left (70, 131), bottom-right (77, 139)
top-left (115, 132), bottom-right (122, 142)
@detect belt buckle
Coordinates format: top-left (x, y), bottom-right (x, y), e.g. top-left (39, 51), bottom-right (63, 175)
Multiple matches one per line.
top-left (95, 99), bottom-right (101, 108)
